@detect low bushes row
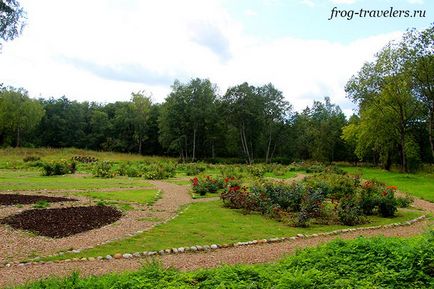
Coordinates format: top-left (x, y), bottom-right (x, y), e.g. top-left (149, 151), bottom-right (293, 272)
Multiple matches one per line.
top-left (93, 161), bottom-right (176, 180)
top-left (221, 173), bottom-right (411, 227)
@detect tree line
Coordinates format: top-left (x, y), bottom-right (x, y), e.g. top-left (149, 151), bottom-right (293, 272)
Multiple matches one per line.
top-left (0, 24), bottom-right (433, 171)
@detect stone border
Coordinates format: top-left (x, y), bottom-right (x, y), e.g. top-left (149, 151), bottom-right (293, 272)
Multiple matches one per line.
top-left (2, 214), bottom-right (427, 268)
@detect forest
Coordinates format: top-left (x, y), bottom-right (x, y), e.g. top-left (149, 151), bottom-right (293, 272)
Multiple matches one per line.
top-left (0, 24), bottom-right (433, 172)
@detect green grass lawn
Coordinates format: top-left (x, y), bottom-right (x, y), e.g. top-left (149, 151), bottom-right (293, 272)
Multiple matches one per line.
top-left (343, 167), bottom-right (434, 202)
top-left (43, 201), bottom-right (422, 261)
top-left (78, 189), bottom-right (160, 204)
top-left (0, 169), bottom-right (153, 191)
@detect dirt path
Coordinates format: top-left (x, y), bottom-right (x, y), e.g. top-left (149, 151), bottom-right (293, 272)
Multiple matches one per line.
top-left (0, 179), bottom-right (432, 288)
top-left (0, 181), bottom-right (191, 264)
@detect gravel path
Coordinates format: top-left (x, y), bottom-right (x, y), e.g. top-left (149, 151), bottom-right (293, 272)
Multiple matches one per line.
top-left (0, 181), bottom-right (191, 264)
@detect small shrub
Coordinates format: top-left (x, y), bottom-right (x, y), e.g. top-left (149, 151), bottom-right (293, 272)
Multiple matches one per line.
top-left (247, 165), bottom-right (266, 177)
top-left (184, 163), bottom-right (206, 176)
top-left (142, 162), bottom-right (176, 180)
top-left (337, 196), bottom-right (365, 226)
top-left (263, 182), bottom-right (304, 212)
top-left (42, 160), bottom-right (76, 176)
top-left (192, 176), bottom-right (225, 196)
top-left (295, 188), bottom-right (325, 227)
top-left (396, 193), bottom-right (413, 208)
top-left (23, 155), bottom-right (40, 162)
top-left (378, 186), bottom-right (398, 217)
top-left (72, 155), bottom-right (98, 163)
top-left (33, 200), bottom-right (50, 209)
top-left (93, 161), bottom-right (115, 178)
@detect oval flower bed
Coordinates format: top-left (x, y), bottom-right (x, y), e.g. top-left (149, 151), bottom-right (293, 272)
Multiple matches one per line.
top-left (0, 206), bottom-right (122, 238)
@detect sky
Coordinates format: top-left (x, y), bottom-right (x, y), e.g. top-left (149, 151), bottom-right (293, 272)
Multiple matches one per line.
top-left (0, 0), bottom-right (432, 116)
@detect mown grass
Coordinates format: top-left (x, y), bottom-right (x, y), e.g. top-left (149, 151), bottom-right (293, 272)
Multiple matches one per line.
top-left (0, 169), bottom-right (153, 191)
top-left (343, 166), bottom-right (434, 202)
top-left (16, 233), bottom-right (433, 289)
top-left (44, 201), bottom-right (422, 261)
top-left (78, 189), bottom-right (160, 205)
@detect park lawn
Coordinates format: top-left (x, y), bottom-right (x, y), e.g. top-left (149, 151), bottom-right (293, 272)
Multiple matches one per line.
top-left (43, 201), bottom-right (422, 262)
top-left (0, 169), bottom-right (153, 191)
top-left (343, 167), bottom-right (434, 202)
top-left (78, 189), bottom-right (160, 205)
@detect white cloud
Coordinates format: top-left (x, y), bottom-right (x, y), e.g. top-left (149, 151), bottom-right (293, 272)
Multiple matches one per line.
top-left (0, 0), bottom-right (402, 115)
top-left (244, 9), bottom-right (257, 16)
top-left (301, 0), bottom-right (316, 7)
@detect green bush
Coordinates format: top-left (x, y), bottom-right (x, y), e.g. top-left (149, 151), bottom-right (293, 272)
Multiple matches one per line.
top-left (378, 187), bottom-right (398, 217)
top-left (192, 176), bottom-right (225, 196)
top-left (182, 163), bottom-right (206, 176)
top-left (42, 160), bottom-right (76, 176)
top-left (142, 162), bottom-right (176, 180)
top-left (396, 193), bottom-right (414, 208)
top-left (23, 155), bottom-right (41, 162)
top-left (337, 196), bottom-right (365, 226)
top-left (263, 182), bottom-right (304, 212)
top-left (93, 161), bottom-right (115, 178)
top-left (247, 165), bottom-right (266, 177)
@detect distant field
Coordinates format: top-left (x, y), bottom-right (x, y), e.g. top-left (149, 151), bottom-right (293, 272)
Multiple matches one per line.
top-left (0, 169), bottom-right (153, 191)
top-left (343, 166), bottom-right (434, 202)
top-left (0, 147), bottom-right (175, 167)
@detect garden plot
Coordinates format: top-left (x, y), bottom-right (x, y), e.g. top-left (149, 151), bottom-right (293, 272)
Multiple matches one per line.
top-left (0, 194), bottom-right (76, 205)
top-left (1, 206), bottom-right (122, 238)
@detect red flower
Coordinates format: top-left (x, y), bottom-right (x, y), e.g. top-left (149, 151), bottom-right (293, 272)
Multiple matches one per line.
top-left (382, 190), bottom-right (388, 196)
top-left (192, 177), bottom-right (199, 186)
top-left (386, 186), bottom-right (397, 190)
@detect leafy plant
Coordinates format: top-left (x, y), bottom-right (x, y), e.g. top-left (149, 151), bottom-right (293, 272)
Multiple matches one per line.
top-left (337, 196), bottom-right (365, 226)
top-left (33, 200), bottom-right (50, 209)
top-left (378, 186), bottom-right (398, 217)
top-left (93, 161), bottom-right (115, 178)
top-left (42, 160), bottom-right (76, 176)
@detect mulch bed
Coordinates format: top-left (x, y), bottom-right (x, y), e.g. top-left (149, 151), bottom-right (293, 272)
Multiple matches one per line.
top-left (0, 206), bottom-right (122, 238)
top-left (0, 194), bottom-right (76, 206)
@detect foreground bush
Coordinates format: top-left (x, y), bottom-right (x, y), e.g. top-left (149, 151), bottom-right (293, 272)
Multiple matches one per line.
top-left (17, 233), bottom-right (433, 288)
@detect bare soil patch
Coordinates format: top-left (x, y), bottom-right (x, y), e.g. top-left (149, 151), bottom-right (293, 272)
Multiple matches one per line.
top-left (0, 194), bottom-right (76, 206)
top-left (1, 206), bottom-right (122, 238)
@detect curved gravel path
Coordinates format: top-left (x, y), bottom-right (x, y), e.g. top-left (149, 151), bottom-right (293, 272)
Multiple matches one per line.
top-left (0, 179), bottom-right (432, 288)
top-left (0, 181), bottom-right (191, 264)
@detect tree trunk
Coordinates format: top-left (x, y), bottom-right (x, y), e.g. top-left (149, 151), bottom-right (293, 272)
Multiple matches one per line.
top-left (240, 123), bottom-right (251, 164)
top-left (429, 102), bottom-right (434, 162)
top-left (265, 127), bottom-right (272, 163)
top-left (16, 127), bottom-right (20, 147)
top-left (192, 127), bottom-right (197, 162)
top-left (138, 137), bottom-right (142, 155)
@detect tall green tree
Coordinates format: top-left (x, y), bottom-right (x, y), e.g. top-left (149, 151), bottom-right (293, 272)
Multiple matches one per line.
top-left (159, 78), bottom-right (218, 161)
top-left (130, 91), bottom-right (152, 155)
top-left (402, 24), bottom-right (434, 161)
top-left (222, 82), bottom-right (264, 164)
top-left (258, 83), bottom-right (291, 163)
top-left (345, 42), bottom-right (424, 171)
top-left (0, 86), bottom-right (44, 146)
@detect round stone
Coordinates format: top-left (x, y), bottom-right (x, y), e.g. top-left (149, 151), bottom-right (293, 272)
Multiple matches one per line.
top-left (113, 253), bottom-right (123, 259)
top-left (105, 255), bottom-right (113, 260)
